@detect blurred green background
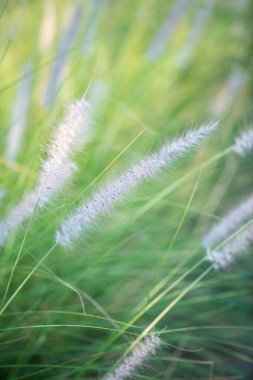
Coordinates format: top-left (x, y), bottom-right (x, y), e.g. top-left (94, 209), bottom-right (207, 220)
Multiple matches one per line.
top-left (0, 1), bottom-right (252, 379)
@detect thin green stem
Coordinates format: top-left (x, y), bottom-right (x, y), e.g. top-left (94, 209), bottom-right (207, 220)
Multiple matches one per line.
top-left (2, 197), bottom-right (40, 307)
top-left (0, 243), bottom-right (57, 316)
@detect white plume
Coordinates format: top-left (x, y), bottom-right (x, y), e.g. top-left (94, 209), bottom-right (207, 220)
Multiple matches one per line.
top-left (203, 192), bottom-right (253, 250)
top-left (37, 100), bottom-right (90, 206)
top-left (0, 190), bottom-right (38, 247)
top-left (103, 333), bottom-right (162, 380)
top-left (0, 99), bottom-right (91, 247)
top-left (233, 129), bottom-right (253, 157)
top-left (56, 122), bottom-right (218, 247)
top-left (207, 222), bottom-right (253, 269)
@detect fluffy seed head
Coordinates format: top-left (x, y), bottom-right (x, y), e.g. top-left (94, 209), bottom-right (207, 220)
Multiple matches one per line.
top-left (104, 333), bottom-right (162, 380)
top-left (233, 129), bottom-right (253, 157)
top-left (206, 222), bottom-right (253, 270)
top-left (0, 99), bottom-right (91, 246)
top-left (37, 99), bottom-right (91, 206)
top-left (202, 192), bottom-right (253, 250)
top-left (0, 190), bottom-right (38, 247)
top-left (37, 161), bottom-right (78, 207)
top-left (42, 100), bottom-right (91, 163)
top-left (56, 121), bottom-right (218, 247)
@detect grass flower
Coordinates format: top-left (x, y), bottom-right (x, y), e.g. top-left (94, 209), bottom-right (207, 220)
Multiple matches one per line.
top-left (56, 122), bottom-right (218, 247)
top-left (103, 333), bottom-right (162, 380)
top-left (206, 222), bottom-right (253, 269)
top-left (37, 100), bottom-right (91, 206)
top-left (0, 190), bottom-right (38, 247)
top-left (0, 100), bottom-right (91, 247)
top-left (202, 192), bottom-right (253, 250)
top-left (233, 129), bottom-right (253, 157)
top-left (1, 2), bottom-right (253, 379)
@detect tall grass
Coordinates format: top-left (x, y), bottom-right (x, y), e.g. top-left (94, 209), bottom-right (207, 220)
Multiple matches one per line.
top-left (0, 1), bottom-right (252, 379)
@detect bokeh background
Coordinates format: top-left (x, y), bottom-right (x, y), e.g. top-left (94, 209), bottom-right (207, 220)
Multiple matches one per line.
top-left (0, 1), bottom-right (252, 379)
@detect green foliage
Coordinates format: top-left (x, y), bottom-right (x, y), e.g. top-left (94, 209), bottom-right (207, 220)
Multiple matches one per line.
top-left (0, 1), bottom-right (252, 379)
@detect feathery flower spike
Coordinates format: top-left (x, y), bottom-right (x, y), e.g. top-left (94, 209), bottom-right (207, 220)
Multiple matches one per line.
top-left (56, 121), bottom-right (218, 247)
top-left (0, 190), bottom-right (38, 247)
top-left (103, 333), bottom-right (162, 380)
top-left (206, 222), bottom-right (253, 269)
top-left (0, 100), bottom-right (91, 247)
top-left (37, 100), bottom-right (91, 206)
top-left (233, 129), bottom-right (253, 157)
top-left (202, 192), bottom-right (253, 250)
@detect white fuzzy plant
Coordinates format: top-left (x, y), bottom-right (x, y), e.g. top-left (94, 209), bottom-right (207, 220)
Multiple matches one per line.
top-left (36, 100), bottom-right (91, 206)
top-left (206, 222), bottom-right (253, 269)
top-left (204, 191), bottom-right (253, 269)
top-left (103, 333), bottom-right (162, 380)
top-left (0, 100), bottom-right (91, 247)
top-left (233, 128), bottom-right (253, 157)
top-left (203, 128), bottom-right (253, 269)
top-left (56, 121), bottom-right (218, 247)
top-left (202, 192), bottom-right (253, 250)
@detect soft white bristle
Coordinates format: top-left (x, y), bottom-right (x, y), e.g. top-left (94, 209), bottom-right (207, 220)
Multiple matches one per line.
top-left (206, 223), bottom-right (253, 270)
top-left (0, 190), bottom-right (38, 247)
top-left (103, 333), bottom-right (162, 380)
top-left (202, 192), bottom-right (253, 250)
top-left (0, 99), bottom-right (91, 247)
top-left (56, 122), bottom-right (218, 247)
top-left (233, 129), bottom-right (253, 157)
top-left (37, 161), bottom-right (78, 207)
top-left (37, 100), bottom-right (91, 206)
